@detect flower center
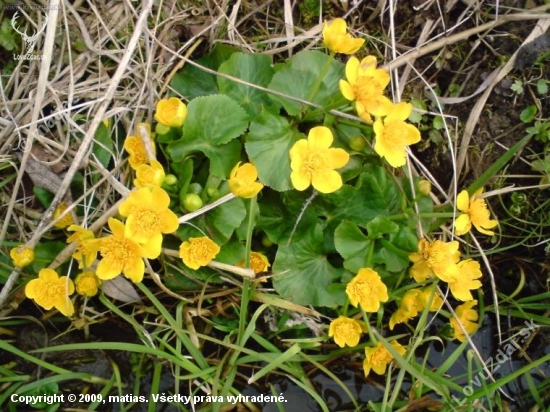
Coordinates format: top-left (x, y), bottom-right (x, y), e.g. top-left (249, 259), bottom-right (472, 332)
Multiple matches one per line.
top-left (351, 279), bottom-right (374, 300)
top-left (41, 282), bottom-right (64, 304)
top-left (134, 210), bottom-right (160, 234)
top-left (303, 152), bottom-right (327, 175)
top-left (354, 77), bottom-right (383, 107)
top-left (336, 321), bottom-right (355, 337)
top-left (101, 236), bottom-right (140, 267)
top-left (370, 347), bottom-right (392, 365)
top-left (383, 122), bottom-right (409, 149)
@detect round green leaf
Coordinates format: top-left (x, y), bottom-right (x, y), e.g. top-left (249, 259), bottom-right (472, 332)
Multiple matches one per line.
top-left (334, 220), bottom-right (371, 273)
top-left (218, 53), bottom-right (275, 117)
top-left (246, 109), bottom-right (304, 191)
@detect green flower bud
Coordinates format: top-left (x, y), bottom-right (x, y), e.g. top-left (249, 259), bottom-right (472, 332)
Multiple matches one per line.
top-left (182, 193), bottom-right (203, 212)
top-left (164, 174), bottom-right (177, 185)
top-left (349, 136), bottom-right (366, 151)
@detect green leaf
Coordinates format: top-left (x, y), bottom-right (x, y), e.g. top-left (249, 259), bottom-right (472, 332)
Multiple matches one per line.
top-left (273, 224), bottom-right (345, 307)
top-left (246, 109), bottom-right (304, 191)
top-left (520, 105), bottom-right (537, 123)
top-left (268, 50), bottom-right (344, 116)
top-left (92, 122), bottom-right (113, 169)
top-left (536, 79), bottom-right (548, 95)
top-left (32, 241), bottom-right (67, 273)
top-left (167, 95), bottom-right (248, 177)
top-left (170, 44), bottom-right (239, 99)
top-left (218, 53), bottom-right (275, 117)
top-left (334, 220), bottom-right (371, 273)
top-left (366, 216), bottom-right (399, 238)
top-left (373, 226), bottom-right (418, 272)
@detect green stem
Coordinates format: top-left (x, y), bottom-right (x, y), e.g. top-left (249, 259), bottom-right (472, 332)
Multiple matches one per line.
top-left (244, 196), bottom-right (257, 268)
top-left (307, 51), bottom-right (336, 104)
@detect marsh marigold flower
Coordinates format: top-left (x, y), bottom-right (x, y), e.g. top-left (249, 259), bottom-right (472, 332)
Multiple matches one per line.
top-left (154, 97), bottom-right (187, 128)
top-left (179, 236), bottom-right (220, 270)
top-left (118, 186), bottom-right (179, 246)
top-left (322, 18), bottom-right (365, 54)
top-left (289, 126), bottom-right (350, 194)
top-left (124, 123), bottom-right (154, 169)
top-left (339, 56), bottom-right (393, 123)
top-left (447, 259), bottom-right (482, 301)
top-left (454, 189), bottom-right (498, 236)
top-left (97, 218), bottom-right (160, 283)
top-left (328, 316), bottom-right (365, 348)
top-left (25, 268), bottom-right (75, 316)
top-left (363, 341), bottom-right (406, 376)
top-left (389, 287), bottom-right (443, 330)
top-left (52, 202), bottom-right (75, 229)
top-left (134, 159), bottom-right (166, 188)
top-left (67, 225), bottom-right (100, 269)
top-left (451, 300), bottom-right (479, 342)
top-left (10, 246), bottom-right (34, 268)
top-left (75, 270), bottom-right (101, 297)
top-left (373, 102), bottom-right (421, 167)
top-left (409, 238), bottom-right (460, 283)
top-left (228, 162), bottom-right (264, 198)
top-left (346, 268), bottom-right (388, 312)
top-left (237, 252), bottom-right (270, 274)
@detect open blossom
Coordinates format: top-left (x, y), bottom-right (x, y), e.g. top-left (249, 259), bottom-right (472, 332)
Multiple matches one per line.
top-left (346, 268), bottom-right (388, 312)
top-left (328, 316), bottom-right (365, 348)
top-left (447, 259), bottom-right (482, 301)
top-left (409, 238), bottom-right (460, 283)
top-left (236, 252), bottom-right (270, 274)
top-left (154, 97), bottom-right (187, 128)
top-left (363, 341), bottom-right (406, 376)
top-left (25, 268), bottom-right (75, 316)
top-left (52, 202), bottom-right (75, 229)
top-left (179, 236), bottom-right (220, 270)
top-left (454, 189), bottom-right (498, 236)
top-left (373, 102), bottom-right (421, 167)
top-left (97, 218), bottom-right (160, 283)
top-left (10, 246), bottom-right (34, 268)
top-left (451, 300), bottom-right (479, 342)
top-left (118, 186), bottom-right (179, 246)
top-left (289, 126), bottom-right (349, 194)
top-left (124, 123), bottom-right (154, 170)
top-left (390, 287), bottom-right (443, 329)
top-left (75, 270), bottom-right (101, 297)
top-left (134, 159), bottom-right (166, 188)
top-left (67, 225), bottom-right (100, 269)
top-left (228, 162), bottom-right (264, 198)
top-left (339, 56), bottom-right (393, 123)
top-left (322, 18), bottom-right (365, 54)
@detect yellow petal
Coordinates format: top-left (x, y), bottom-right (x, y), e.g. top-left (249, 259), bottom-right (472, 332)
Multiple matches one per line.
top-left (339, 79), bottom-right (356, 101)
top-left (345, 56), bottom-right (360, 85)
top-left (96, 258), bottom-right (121, 280)
top-left (311, 169), bottom-right (343, 194)
top-left (123, 258), bottom-right (145, 283)
top-left (308, 126), bottom-right (333, 150)
top-left (54, 295), bottom-right (75, 317)
top-left (107, 218), bottom-right (126, 238)
top-left (140, 232), bottom-right (163, 259)
top-left (386, 102), bottom-right (412, 123)
top-left (39, 268), bottom-right (60, 282)
top-left (290, 170), bottom-right (311, 191)
top-left (456, 190), bottom-right (470, 213)
top-left (357, 56), bottom-right (378, 76)
top-left (25, 278), bottom-right (41, 299)
top-left (328, 148), bottom-right (350, 169)
top-left (454, 213), bottom-right (471, 236)
top-left (289, 139), bottom-right (309, 162)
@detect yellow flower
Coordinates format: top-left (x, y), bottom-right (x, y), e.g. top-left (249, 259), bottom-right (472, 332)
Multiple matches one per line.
top-left (447, 259), bottom-right (482, 301)
top-left (322, 18), bottom-right (365, 54)
top-left (124, 123), bottom-right (154, 170)
top-left (289, 126), bottom-right (350, 194)
top-left (237, 252), bottom-right (271, 274)
top-left (154, 97), bottom-right (187, 128)
top-left (451, 300), bottom-right (479, 342)
top-left (179, 237), bottom-right (220, 270)
top-left (10, 246), bottom-right (34, 268)
top-left (228, 162), bottom-right (264, 198)
top-left (373, 102), bottom-right (421, 167)
top-left (454, 189), bottom-right (498, 236)
top-left (52, 202), bottom-right (75, 229)
top-left (409, 238), bottom-right (460, 283)
top-left (328, 316), bottom-right (365, 348)
top-left (390, 287), bottom-right (443, 329)
top-left (96, 218), bottom-right (160, 283)
top-left (118, 187), bottom-right (179, 245)
top-left (67, 225), bottom-right (100, 269)
top-left (346, 268), bottom-right (388, 312)
top-left (419, 287), bottom-right (444, 312)
top-left (75, 270), bottom-right (101, 297)
top-left (339, 56), bottom-right (393, 123)
top-left (363, 341), bottom-right (406, 376)
top-left (25, 268), bottom-right (75, 316)
top-left (134, 159), bottom-right (166, 188)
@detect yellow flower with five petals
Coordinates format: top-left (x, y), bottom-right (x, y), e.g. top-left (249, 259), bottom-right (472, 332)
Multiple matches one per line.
top-left (451, 300), bottom-right (479, 342)
top-left (289, 126), bottom-right (349, 194)
top-left (454, 189), bottom-right (498, 236)
top-left (52, 202), bottom-right (75, 229)
top-left (25, 268), bottom-right (75, 316)
top-left (328, 316), bottom-right (366, 348)
top-left (363, 340), bottom-right (406, 376)
top-left (447, 259), bottom-right (482, 301)
top-left (373, 102), bottom-right (421, 167)
top-left (74, 270), bottom-right (101, 297)
top-left (339, 56), bottom-right (393, 123)
top-left (10, 246), bottom-right (34, 268)
top-left (346, 268), bottom-right (389, 312)
top-left (322, 18), bottom-right (365, 54)
top-left (228, 162), bottom-right (264, 198)
top-left (179, 236), bottom-right (220, 270)
top-left (67, 225), bottom-right (100, 269)
top-left (118, 187), bottom-right (179, 245)
top-left (409, 238), bottom-right (460, 283)
top-left (96, 218), bottom-right (160, 283)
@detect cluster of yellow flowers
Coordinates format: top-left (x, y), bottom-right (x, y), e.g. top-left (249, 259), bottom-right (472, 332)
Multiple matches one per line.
top-left (323, 18), bottom-right (421, 168)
